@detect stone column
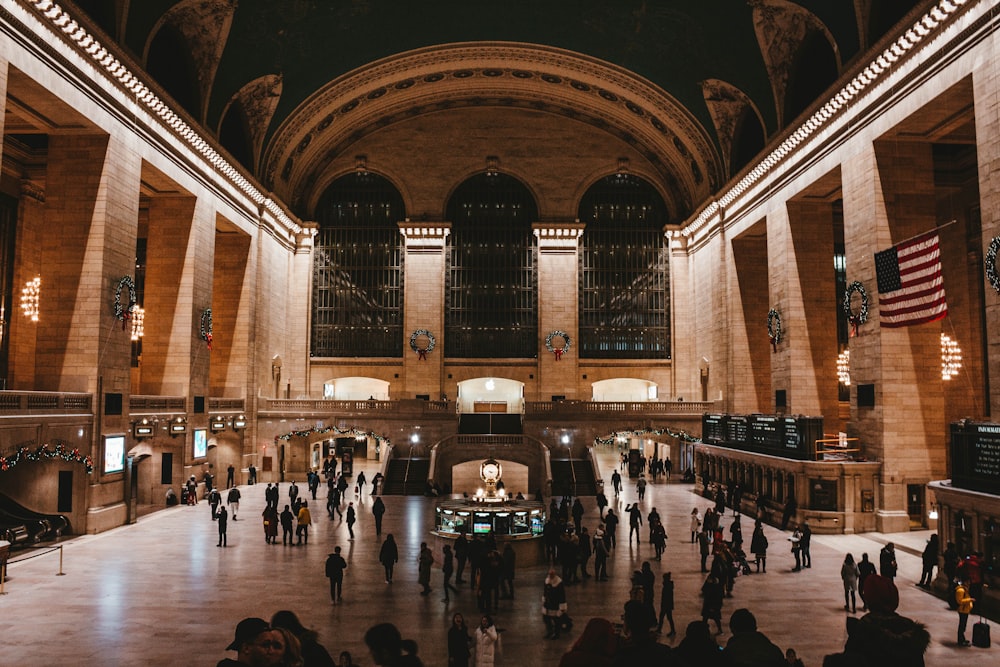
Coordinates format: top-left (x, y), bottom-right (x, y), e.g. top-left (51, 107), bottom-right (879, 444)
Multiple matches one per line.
top-left (669, 231), bottom-right (696, 400)
top-left (399, 222), bottom-right (449, 398)
top-left (285, 224), bottom-right (316, 395)
top-left (731, 223), bottom-right (771, 411)
top-left (975, 63), bottom-right (1000, 417)
top-left (842, 140), bottom-right (943, 532)
top-left (9, 180), bottom-right (45, 388)
top-left (534, 223), bottom-right (584, 400)
top-left (784, 199), bottom-right (839, 423)
top-left (210, 228), bottom-right (254, 397)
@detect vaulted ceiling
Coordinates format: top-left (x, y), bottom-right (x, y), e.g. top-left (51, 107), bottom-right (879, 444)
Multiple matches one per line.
top-left (67, 0), bottom-right (925, 221)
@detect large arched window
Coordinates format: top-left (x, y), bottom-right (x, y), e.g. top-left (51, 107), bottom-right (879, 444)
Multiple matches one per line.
top-left (446, 173), bottom-right (538, 358)
top-left (578, 174), bottom-right (670, 359)
top-left (311, 172), bottom-right (405, 357)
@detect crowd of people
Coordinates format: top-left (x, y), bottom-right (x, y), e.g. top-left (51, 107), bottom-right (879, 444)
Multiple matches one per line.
top-left (201, 456), bottom-right (987, 666)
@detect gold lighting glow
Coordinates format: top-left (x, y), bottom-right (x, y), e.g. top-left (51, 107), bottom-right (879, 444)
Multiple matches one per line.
top-left (130, 306), bottom-right (145, 341)
top-left (941, 333), bottom-right (962, 381)
top-left (837, 349), bottom-right (850, 385)
top-left (20, 276), bottom-right (40, 322)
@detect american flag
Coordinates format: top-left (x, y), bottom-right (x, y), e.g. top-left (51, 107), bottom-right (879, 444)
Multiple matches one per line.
top-left (874, 231), bottom-right (947, 328)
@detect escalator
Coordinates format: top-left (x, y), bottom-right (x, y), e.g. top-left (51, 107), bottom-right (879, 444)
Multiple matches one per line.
top-left (0, 494), bottom-right (70, 546)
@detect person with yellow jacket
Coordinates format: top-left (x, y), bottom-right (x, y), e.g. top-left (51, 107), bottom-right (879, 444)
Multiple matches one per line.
top-left (296, 500), bottom-right (312, 545)
top-left (955, 577), bottom-right (975, 646)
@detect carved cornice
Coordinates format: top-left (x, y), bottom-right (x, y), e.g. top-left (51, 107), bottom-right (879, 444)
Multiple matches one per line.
top-left (263, 43), bottom-right (723, 218)
top-left (20, 180), bottom-right (45, 203)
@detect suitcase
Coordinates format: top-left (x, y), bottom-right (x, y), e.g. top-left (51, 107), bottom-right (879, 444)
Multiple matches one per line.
top-left (973, 617), bottom-right (991, 648)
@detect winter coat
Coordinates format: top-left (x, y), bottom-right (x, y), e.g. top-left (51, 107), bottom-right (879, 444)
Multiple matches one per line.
top-left (474, 625), bottom-right (500, 667)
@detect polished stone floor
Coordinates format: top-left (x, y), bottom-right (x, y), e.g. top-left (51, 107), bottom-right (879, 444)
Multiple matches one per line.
top-left (1, 448), bottom-right (994, 666)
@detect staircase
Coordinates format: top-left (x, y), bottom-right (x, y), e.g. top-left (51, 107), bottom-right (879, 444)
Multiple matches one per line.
top-left (550, 459), bottom-right (598, 496)
top-left (380, 457), bottom-right (431, 495)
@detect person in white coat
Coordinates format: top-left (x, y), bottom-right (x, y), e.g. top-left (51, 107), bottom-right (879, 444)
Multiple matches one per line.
top-left (474, 614), bottom-right (500, 666)
top-left (689, 508), bottom-right (701, 543)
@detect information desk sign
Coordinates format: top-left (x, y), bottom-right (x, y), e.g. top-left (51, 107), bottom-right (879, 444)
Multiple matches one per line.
top-left (950, 421), bottom-right (1000, 495)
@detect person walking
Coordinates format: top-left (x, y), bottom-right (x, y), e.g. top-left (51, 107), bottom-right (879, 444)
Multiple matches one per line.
top-left (625, 503), bottom-right (643, 545)
top-left (346, 501), bottom-right (357, 540)
top-left (473, 615), bottom-right (500, 667)
top-left (226, 463), bottom-right (235, 489)
top-left (262, 505), bottom-right (278, 544)
top-left (603, 509), bottom-right (618, 550)
top-left (701, 575), bottom-right (725, 634)
top-left (289, 480), bottom-right (299, 505)
top-left (690, 508), bottom-right (702, 543)
top-left (840, 553), bottom-right (860, 613)
top-left (750, 520), bottom-right (768, 573)
top-left (657, 572), bottom-right (676, 636)
top-left (636, 475), bottom-right (647, 501)
top-left (698, 529), bottom-right (711, 573)
top-left (500, 542), bottom-right (516, 598)
top-left (265, 482), bottom-right (279, 511)
top-left (356, 470), bottom-right (367, 497)
top-left (296, 500), bottom-right (312, 545)
top-left (448, 613), bottom-right (472, 667)
top-left (248, 464), bottom-right (256, 485)
top-left (279, 504), bottom-right (295, 546)
top-left (593, 530), bottom-right (609, 581)
top-left (379, 533), bottom-right (399, 583)
top-left (611, 469), bottom-right (622, 496)
top-left (543, 568), bottom-right (568, 639)
top-left (789, 527), bottom-right (802, 572)
top-left (879, 542), bottom-right (898, 580)
top-left (372, 496), bottom-right (386, 537)
top-left (442, 543), bottom-right (459, 601)
top-left (227, 486), bottom-right (241, 521)
top-left (651, 520), bottom-right (667, 561)
top-left (325, 546), bottom-right (348, 604)
top-left (208, 486), bottom-right (221, 519)
top-left (418, 541), bottom-right (435, 596)
top-left (857, 552), bottom-right (877, 610)
top-left (919, 534), bottom-right (939, 588)
top-left (799, 522), bottom-right (812, 568)
top-left (955, 576), bottom-right (975, 646)
top-left (216, 505), bottom-right (228, 547)
top-left (571, 498), bottom-right (584, 534)
top-left (455, 532), bottom-right (470, 584)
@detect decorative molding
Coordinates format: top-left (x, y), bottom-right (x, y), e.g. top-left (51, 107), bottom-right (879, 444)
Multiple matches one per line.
top-left (700, 79), bottom-right (765, 177)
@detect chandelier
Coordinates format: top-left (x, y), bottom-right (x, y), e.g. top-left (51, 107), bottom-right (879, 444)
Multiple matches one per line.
top-left (836, 349), bottom-right (850, 385)
top-left (20, 276), bottom-right (40, 321)
top-left (941, 333), bottom-right (962, 381)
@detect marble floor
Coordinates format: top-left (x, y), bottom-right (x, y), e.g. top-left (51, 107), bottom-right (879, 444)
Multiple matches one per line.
top-left (1, 448), bottom-right (994, 666)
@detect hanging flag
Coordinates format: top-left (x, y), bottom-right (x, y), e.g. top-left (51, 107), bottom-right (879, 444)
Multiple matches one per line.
top-left (873, 231), bottom-right (947, 328)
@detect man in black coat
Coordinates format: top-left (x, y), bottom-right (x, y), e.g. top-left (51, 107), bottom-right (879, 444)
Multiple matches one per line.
top-left (372, 496), bottom-right (386, 536)
top-left (325, 546), bottom-right (348, 603)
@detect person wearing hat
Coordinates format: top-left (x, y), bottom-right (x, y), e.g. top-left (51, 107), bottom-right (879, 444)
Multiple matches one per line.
top-left (825, 574), bottom-right (930, 666)
top-left (955, 576), bottom-right (975, 646)
top-left (218, 617), bottom-right (284, 667)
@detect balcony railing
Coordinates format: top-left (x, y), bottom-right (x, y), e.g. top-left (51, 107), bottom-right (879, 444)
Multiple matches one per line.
top-left (0, 391), bottom-right (92, 415)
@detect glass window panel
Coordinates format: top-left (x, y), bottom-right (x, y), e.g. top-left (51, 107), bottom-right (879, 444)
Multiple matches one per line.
top-left (311, 173), bottom-right (405, 357)
top-left (577, 174), bottom-right (670, 359)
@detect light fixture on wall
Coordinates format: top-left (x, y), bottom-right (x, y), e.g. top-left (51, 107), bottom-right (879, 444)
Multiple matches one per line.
top-left (21, 276), bottom-right (40, 321)
top-left (941, 333), bottom-right (962, 380)
top-left (210, 416), bottom-right (228, 432)
top-left (232, 415), bottom-right (248, 431)
top-left (130, 306), bottom-right (145, 341)
top-left (837, 349), bottom-right (850, 385)
top-left (133, 418), bottom-right (155, 439)
top-left (169, 417), bottom-right (187, 437)
top-left (485, 156), bottom-right (500, 176)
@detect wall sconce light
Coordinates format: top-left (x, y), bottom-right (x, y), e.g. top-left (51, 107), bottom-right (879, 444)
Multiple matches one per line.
top-left (133, 418), bottom-right (155, 439)
top-left (210, 416), bottom-right (228, 432)
top-left (232, 415), bottom-right (248, 430)
top-left (130, 306), bottom-right (145, 341)
top-left (21, 276), bottom-right (40, 321)
top-left (485, 156), bottom-right (500, 176)
top-left (169, 417), bottom-right (187, 437)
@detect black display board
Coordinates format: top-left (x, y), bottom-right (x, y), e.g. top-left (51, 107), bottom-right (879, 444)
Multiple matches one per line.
top-left (703, 414), bottom-right (725, 443)
top-left (701, 413), bottom-right (821, 461)
top-left (726, 415), bottom-right (748, 445)
top-left (950, 421), bottom-right (1000, 495)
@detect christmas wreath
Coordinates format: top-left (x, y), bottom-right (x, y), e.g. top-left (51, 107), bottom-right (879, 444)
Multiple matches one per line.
top-left (545, 330), bottom-right (571, 360)
top-left (986, 236), bottom-right (1000, 294)
top-left (200, 308), bottom-right (213, 350)
top-left (409, 329), bottom-right (436, 360)
top-left (843, 281), bottom-right (869, 336)
top-left (767, 309), bottom-right (782, 351)
top-left (113, 276), bottom-right (138, 331)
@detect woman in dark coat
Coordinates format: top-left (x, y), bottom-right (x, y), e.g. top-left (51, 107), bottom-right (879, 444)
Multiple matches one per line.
top-left (379, 534), bottom-right (399, 583)
top-left (447, 613), bottom-right (471, 667)
top-left (262, 505), bottom-right (279, 544)
top-left (543, 569), bottom-right (568, 639)
top-left (749, 520), bottom-right (768, 573)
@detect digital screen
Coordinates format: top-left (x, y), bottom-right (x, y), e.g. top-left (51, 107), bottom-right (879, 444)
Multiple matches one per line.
top-left (104, 435), bottom-right (125, 474)
top-left (193, 429), bottom-right (207, 458)
top-left (473, 522), bottom-right (492, 534)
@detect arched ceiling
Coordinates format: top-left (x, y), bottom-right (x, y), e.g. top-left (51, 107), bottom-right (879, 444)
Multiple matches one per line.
top-left (69, 0), bottom-right (924, 221)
